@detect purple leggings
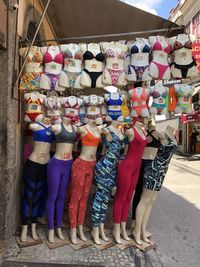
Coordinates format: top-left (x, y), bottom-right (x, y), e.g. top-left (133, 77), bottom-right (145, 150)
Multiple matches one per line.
top-left (46, 157), bottom-right (73, 229)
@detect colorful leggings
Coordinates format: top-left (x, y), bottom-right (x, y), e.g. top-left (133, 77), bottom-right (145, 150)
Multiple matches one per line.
top-left (46, 157), bottom-right (72, 229)
top-left (21, 159), bottom-right (47, 225)
top-left (92, 160), bottom-right (117, 226)
top-left (113, 160), bottom-right (141, 223)
top-left (68, 157), bottom-right (96, 228)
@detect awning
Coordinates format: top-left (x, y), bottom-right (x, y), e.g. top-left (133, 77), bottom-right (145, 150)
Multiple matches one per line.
top-left (40, 0), bottom-right (181, 43)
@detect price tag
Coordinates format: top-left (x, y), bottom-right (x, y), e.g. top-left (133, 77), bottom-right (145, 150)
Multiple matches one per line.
top-left (112, 63), bottom-right (119, 69)
top-left (31, 105), bottom-right (38, 110)
top-left (159, 53), bottom-right (164, 58)
top-left (183, 96), bottom-right (189, 102)
top-left (51, 64), bottom-right (57, 70)
top-left (181, 52), bottom-right (187, 58)
top-left (90, 154), bottom-right (95, 159)
top-left (112, 106), bottom-right (118, 109)
top-left (158, 99), bottom-right (163, 103)
top-left (92, 63), bottom-right (97, 69)
top-left (70, 61), bottom-right (76, 67)
top-left (136, 55), bottom-right (144, 61)
top-left (89, 106), bottom-right (97, 112)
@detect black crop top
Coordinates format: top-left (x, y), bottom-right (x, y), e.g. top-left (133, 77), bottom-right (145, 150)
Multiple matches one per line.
top-left (146, 130), bottom-right (160, 148)
top-left (55, 124), bottom-right (77, 144)
top-left (83, 51), bottom-right (105, 62)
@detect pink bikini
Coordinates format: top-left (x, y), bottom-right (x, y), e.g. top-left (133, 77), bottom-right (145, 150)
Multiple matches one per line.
top-left (104, 48), bottom-right (126, 86)
top-left (42, 46), bottom-right (64, 90)
top-left (150, 36), bottom-right (171, 80)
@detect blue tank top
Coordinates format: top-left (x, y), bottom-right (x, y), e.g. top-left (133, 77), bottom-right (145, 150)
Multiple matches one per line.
top-left (33, 122), bottom-right (55, 143)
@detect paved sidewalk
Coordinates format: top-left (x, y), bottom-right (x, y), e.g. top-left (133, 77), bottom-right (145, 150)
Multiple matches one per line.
top-left (171, 155), bottom-right (200, 176)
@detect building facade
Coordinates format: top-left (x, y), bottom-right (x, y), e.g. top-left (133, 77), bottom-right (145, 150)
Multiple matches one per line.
top-left (169, 0), bottom-right (200, 154)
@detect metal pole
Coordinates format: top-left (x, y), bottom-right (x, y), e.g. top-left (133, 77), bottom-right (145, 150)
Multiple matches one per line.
top-left (14, 0), bottom-right (51, 87)
top-left (20, 26), bottom-right (184, 44)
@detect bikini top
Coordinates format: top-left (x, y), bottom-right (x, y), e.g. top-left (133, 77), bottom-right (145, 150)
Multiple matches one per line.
top-left (105, 48), bottom-right (126, 60)
top-left (152, 36), bottom-right (171, 54)
top-left (83, 49), bottom-right (105, 63)
top-left (131, 40), bottom-right (151, 54)
top-left (64, 98), bottom-right (80, 109)
top-left (107, 94), bottom-right (123, 106)
top-left (81, 126), bottom-right (101, 147)
top-left (43, 46), bottom-right (64, 65)
top-left (173, 35), bottom-right (192, 51)
top-left (55, 123), bottom-right (77, 144)
top-left (151, 86), bottom-right (168, 99)
top-left (45, 97), bottom-right (61, 110)
top-left (87, 96), bottom-right (102, 108)
top-left (146, 129), bottom-right (160, 148)
top-left (33, 122), bottom-right (55, 144)
top-left (131, 87), bottom-right (148, 102)
top-left (26, 48), bottom-right (43, 63)
top-left (63, 47), bottom-right (82, 60)
top-left (25, 93), bottom-right (44, 105)
top-left (175, 85), bottom-right (193, 98)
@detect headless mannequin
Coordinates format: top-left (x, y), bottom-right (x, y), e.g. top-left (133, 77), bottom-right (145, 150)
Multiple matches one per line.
top-left (21, 117), bottom-right (52, 242)
top-left (83, 94), bottom-right (104, 125)
top-left (69, 120), bottom-right (101, 244)
top-left (169, 34), bottom-right (198, 79)
top-left (92, 120), bottom-right (124, 245)
top-left (113, 121), bottom-right (146, 244)
top-left (150, 83), bottom-right (168, 115)
top-left (59, 44), bottom-right (83, 89)
top-left (80, 43), bottom-right (104, 88)
top-left (19, 46), bottom-right (43, 91)
top-left (102, 42), bottom-right (127, 86)
top-left (149, 36), bottom-right (171, 80)
top-left (24, 92), bottom-right (46, 122)
top-left (104, 92), bottom-right (125, 122)
top-left (174, 84), bottom-right (194, 114)
top-left (45, 96), bottom-right (62, 124)
top-left (128, 87), bottom-right (150, 118)
top-left (40, 45), bottom-right (64, 91)
top-left (127, 38), bottom-right (152, 82)
top-left (47, 117), bottom-right (76, 243)
top-left (133, 125), bottom-right (177, 247)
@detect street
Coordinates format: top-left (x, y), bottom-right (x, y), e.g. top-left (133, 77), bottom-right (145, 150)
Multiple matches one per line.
top-left (147, 160), bottom-right (200, 267)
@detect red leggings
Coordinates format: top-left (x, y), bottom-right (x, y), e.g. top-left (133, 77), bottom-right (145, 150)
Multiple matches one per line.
top-left (113, 161), bottom-right (140, 223)
top-left (68, 157), bottom-right (96, 228)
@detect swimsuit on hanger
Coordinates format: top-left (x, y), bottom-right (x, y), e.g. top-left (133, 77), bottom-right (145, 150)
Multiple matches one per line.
top-left (62, 47), bottom-right (82, 87)
top-left (42, 46), bottom-right (64, 90)
top-left (151, 86), bottom-right (168, 114)
top-left (82, 46), bottom-right (105, 88)
top-left (128, 40), bottom-right (151, 82)
top-left (33, 122), bottom-right (55, 143)
top-left (150, 36), bottom-right (171, 80)
top-left (106, 93), bottom-right (123, 120)
top-left (63, 97), bottom-right (81, 125)
top-left (104, 48), bottom-right (126, 86)
top-left (130, 87), bottom-right (149, 117)
top-left (171, 35), bottom-right (196, 78)
top-left (25, 93), bottom-right (44, 122)
top-left (19, 47), bottom-right (43, 91)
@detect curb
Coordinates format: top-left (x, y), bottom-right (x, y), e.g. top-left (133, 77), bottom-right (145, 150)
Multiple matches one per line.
top-left (170, 159), bottom-right (199, 177)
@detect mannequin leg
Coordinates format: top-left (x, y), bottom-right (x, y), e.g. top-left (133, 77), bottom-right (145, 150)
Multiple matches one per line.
top-left (46, 158), bottom-right (61, 242)
top-left (141, 191), bottom-right (158, 244)
top-left (100, 223), bottom-right (109, 242)
top-left (55, 161), bottom-right (72, 239)
top-left (133, 189), bottom-right (155, 245)
top-left (31, 223), bottom-right (39, 240)
top-left (68, 158), bottom-right (87, 244)
top-left (113, 224), bottom-right (122, 244)
top-left (20, 225), bottom-right (28, 242)
top-left (91, 226), bottom-right (101, 245)
top-left (77, 162), bottom-right (95, 241)
top-left (121, 222), bottom-right (131, 241)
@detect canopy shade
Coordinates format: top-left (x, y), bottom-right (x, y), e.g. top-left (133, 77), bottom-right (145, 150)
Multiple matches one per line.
top-left (40, 0), bottom-right (182, 43)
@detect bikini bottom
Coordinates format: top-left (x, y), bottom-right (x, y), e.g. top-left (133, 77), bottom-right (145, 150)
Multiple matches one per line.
top-left (131, 104), bottom-right (149, 117)
top-left (150, 61), bottom-right (170, 80)
top-left (43, 72), bottom-right (60, 90)
top-left (83, 68), bottom-right (102, 88)
top-left (128, 64), bottom-right (149, 81)
top-left (19, 72), bottom-right (41, 91)
top-left (25, 112), bottom-right (43, 122)
top-left (107, 110), bottom-right (122, 120)
top-left (63, 70), bottom-right (81, 88)
top-left (151, 102), bottom-right (166, 115)
top-left (171, 60), bottom-right (197, 78)
top-left (177, 102), bottom-right (192, 113)
top-left (105, 68), bottom-right (124, 86)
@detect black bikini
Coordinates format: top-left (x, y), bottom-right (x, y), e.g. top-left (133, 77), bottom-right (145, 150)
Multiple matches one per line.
top-left (171, 60), bottom-right (197, 79)
top-left (146, 129), bottom-right (160, 148)
top-left (83, 49), bottom-right (105, 88)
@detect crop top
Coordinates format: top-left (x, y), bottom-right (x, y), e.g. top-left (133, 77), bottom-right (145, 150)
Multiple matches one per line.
top-left (81, 126), bottom-right (101, 147)
top-left (43, 46), bottom-right (64, 65)
top-left (173, 35), bottom-right (192, 51)
top-left (152, 36), bottom-right (171, 54)
top-left (33, 122), bottom-right (55, 144)
top-left (55, 123), bottom-right (77, 144)
top-left (146, 129), bottom-right (160, 148)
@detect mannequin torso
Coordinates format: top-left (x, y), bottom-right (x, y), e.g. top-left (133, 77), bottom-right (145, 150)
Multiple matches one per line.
top-left (129, 87), bottom-right (149, 117)
top-left (150, 84), bottom-right (168, 115)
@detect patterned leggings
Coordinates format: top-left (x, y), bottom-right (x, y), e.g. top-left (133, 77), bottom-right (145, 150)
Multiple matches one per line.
top-left (92, 161), bottom-right (116, 227)
top-left (68, 157), bottom-right (96, 228)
